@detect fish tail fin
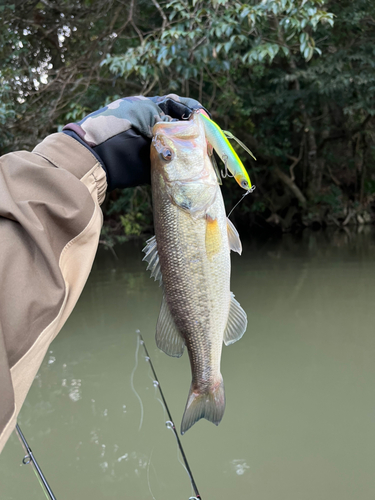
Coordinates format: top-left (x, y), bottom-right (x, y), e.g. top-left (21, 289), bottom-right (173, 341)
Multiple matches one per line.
top-left (180, 377), bottom-right (225, 435)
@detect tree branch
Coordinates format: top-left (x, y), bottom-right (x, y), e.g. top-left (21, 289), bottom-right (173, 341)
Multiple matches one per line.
top-left (274, 167), bottom-right (307, 206)
top-left (151, 0), bottom-right (168, 30)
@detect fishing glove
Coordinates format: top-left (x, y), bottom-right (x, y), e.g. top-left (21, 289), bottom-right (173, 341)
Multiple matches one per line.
top-left (63, 95), bottom-right (208, 191)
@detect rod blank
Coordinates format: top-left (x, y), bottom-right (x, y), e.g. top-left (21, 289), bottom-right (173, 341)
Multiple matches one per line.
top-left (139, 334), bottom-right (202, 499)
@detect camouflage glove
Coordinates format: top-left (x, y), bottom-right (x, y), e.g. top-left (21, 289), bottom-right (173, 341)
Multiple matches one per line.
top-left (63, 94), bottom-right (208, 191)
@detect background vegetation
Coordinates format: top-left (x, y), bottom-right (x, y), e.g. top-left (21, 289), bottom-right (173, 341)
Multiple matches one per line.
top-left (2, 0), bottom-right (375, 241)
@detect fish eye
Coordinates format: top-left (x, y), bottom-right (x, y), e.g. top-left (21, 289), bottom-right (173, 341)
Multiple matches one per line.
top-left (241, 180), bottom-right (249, 189)
top-left (161, 148), bottom-right (173, 161)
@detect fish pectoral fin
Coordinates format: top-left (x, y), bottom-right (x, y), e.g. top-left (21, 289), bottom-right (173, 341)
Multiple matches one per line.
top-left (156, 294), bottom-right (185, 357)
top-left (223, 292), bottom-right (248, 346)
top-left (142, 235), bottom-right (163, 284)
top-left (227, 218), bottom-right (242, 255)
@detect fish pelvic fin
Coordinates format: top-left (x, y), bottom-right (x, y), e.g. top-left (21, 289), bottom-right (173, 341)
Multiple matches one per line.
top-left (156, 292), bottom-right (185, 357)
top-left (180, 377), bottom-right (225, 435)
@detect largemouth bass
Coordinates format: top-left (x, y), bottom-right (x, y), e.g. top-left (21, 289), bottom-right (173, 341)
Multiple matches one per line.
top-left (143, 113), bottom-right (248, 434)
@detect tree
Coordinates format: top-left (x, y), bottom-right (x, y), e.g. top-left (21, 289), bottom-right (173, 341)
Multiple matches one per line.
top-left (1, 0), bottom-right (375, 236)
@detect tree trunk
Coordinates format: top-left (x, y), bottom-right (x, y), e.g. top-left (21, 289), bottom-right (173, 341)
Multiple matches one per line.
top-left (274, 167), bottom-right (307, 207)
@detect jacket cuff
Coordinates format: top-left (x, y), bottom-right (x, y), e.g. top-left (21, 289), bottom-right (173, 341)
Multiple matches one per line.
top-left (62, 130), bottom-right (108, 175)
top-left (33, 132), bottom-right (108, 204)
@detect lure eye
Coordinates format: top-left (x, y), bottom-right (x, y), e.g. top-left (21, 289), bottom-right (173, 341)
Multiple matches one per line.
top-left (241, 179), bottom-right (249, 189)
top-left (161, 148), bottom-right (173, 161)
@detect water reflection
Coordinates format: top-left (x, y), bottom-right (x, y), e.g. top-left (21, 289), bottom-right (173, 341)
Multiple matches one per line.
top-left (231, 459), bottom-right (250, 476)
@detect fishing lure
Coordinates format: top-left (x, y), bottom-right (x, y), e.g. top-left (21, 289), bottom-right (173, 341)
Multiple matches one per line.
top-left (197, 112), bottom-right (255, 192)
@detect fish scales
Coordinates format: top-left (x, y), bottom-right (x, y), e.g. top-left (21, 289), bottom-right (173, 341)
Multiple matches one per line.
top-left (155, 191), bottom-right (230, 384)
top-left (145, 113), bottom-right (247, 434)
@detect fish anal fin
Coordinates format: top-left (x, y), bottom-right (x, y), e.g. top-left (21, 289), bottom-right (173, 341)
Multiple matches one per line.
top-left (227, 218), bottom-right (242, 255)
top-left (156, 294), bottom-right (185, 357)
top-left (181, 377), bottom-right (225, 435)
top-left (223, 292), bottom-right (247, 346)
top-left (205, 215), bottom-right (221, 260)
top-left (142, 235), bottom-right (163, 284)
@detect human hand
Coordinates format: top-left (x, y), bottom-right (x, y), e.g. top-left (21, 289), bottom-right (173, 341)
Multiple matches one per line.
top-left (63, 95), bottom-right (208, 191)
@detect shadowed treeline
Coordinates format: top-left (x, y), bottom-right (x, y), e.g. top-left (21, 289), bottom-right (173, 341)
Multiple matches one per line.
top-left (1, 1), bottom-right (374, 243)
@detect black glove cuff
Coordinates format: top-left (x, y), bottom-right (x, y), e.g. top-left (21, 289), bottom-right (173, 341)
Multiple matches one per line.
top-left (149, 96), bottom-right (210, 119)
top-left (63, 129), bottom-right (151, 192)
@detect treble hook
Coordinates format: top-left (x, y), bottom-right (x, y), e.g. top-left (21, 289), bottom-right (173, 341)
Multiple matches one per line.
top-left (221, 155), bottom-right (233, 178)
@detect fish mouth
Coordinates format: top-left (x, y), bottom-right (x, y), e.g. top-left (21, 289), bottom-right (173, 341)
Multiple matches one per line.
top-left (152, 115), bottom-right (201, 140)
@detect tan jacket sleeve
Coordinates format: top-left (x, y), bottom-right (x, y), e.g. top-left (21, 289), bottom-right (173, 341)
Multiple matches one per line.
top-left (0, 133), bottom-right (107, 453)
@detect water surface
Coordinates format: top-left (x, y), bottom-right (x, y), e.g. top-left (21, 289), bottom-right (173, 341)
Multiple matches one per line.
top-left (1, 229), bottom-right (375, 499)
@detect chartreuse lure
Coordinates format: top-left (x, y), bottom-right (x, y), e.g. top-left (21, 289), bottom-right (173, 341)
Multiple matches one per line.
top-left (197, 112), bottom-right (255, 192)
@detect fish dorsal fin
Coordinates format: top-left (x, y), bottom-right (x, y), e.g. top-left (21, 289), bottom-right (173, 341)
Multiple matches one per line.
top-left (156, 293), bottom-right (185, 357)
top-left (142, 235), bottom-right (163, 284)
top-left (223, 292), bottom-right (247, 346)
top-left (227, 218), bottom-right (242, 255)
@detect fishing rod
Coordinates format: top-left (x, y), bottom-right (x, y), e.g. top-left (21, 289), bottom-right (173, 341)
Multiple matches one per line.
top-left (138, 334), bottom-right (202, 500)
top-left (15, 423), bottom-right (57, 500)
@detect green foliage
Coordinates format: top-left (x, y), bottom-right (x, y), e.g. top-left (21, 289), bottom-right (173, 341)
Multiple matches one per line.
top-left (104, 186), bottom-right (153, 242)
top-left (120, 212), bottom-right (145, 237)
top-left (102, 0), bottom-right (334, 81)
top-left (1, 0), bottom-right (375, 235)
top-left (0, 0), bottom-right (141, 152)
top-left (250, 200), bottom-right (267, 213)
top-left (314, 185), bottom-right (343, 213)
top-left (365, 179), bottom-right (375, 195)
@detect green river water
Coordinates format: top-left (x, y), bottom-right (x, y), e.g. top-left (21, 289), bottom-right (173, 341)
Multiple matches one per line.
top-left (1, 228), bottom-right (375, 499)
